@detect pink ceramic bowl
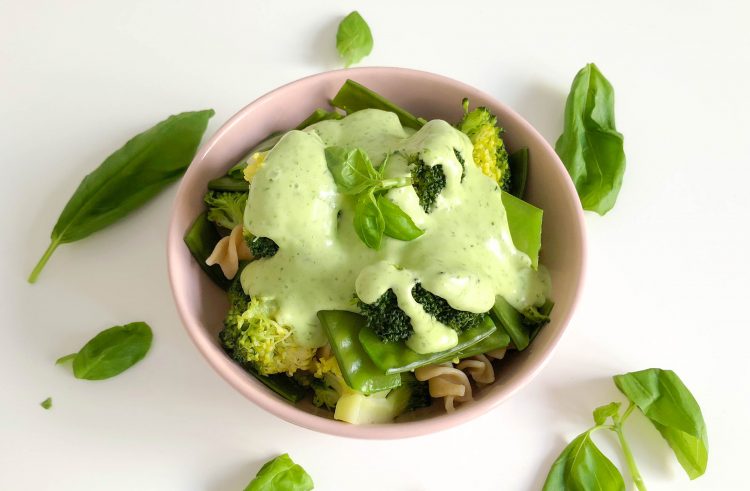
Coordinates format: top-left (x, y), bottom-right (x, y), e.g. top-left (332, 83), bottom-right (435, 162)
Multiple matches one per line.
top-left (167, 67), bottom-right (586, 439)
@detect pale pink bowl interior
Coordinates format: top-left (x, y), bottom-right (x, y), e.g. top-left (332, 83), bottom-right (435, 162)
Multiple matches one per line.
top-left (167, 67), bottom-right (586, 439)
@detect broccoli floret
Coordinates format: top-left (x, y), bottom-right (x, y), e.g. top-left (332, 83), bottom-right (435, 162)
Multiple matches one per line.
top-left (412, 283), bottom-right (485, 333)
top-left (218, 278), bottom-right (251, 352)
top-left (220, 295), bottom-right (315, 376)
top-left (357, 289), bottom-right (413, 342)
top-left (250, 236), bottom-right (279, 258)
top-left (409, 156), bottom-right (446, 213)
top-left (456, 98), bottom-right (510, 191)
top-left (204, 190), bottom-right (247, 230)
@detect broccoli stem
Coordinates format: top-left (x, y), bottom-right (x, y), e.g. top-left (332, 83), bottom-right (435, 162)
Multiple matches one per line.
top-left (378, 177), bottom-right (412, 190)
top-left (28, 238), bottom-right (60, 284)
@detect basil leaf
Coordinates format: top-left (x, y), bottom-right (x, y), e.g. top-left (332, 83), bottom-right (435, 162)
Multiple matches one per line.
top-left (40, 398), bottom-right (52, 410)
top-left (325, 146), bottom-right (378, 195)
top-left (377, 195), bottom-right (423, 241)
top-left (614, 368), bottom-right (708, 479)
top-left (63, 322), bottom-right (153, 380)
top-left (336, 11), bottom-right (373, 67)
top-left (28, 109), bottom-right (215, 283)
top-left (244, 453), bottom-right (314, 491)
top-left (593, 402), bottom-right (621, 425)
top-left (543, 431), bottom-right (625, 491)
top-left (353, 192), bottom-right (384, 249)
top-left (555, 63), bottom-right (625, 215)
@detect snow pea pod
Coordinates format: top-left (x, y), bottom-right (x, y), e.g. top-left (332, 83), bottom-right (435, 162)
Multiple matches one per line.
top-left (317, 310), bottom-right (401, 394)
top-left (359, 315), bottom-right (498, 375)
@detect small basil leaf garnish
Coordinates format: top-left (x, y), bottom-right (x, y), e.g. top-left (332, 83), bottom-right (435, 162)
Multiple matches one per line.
top-left (336, 11), bottom-right (373, 67)
top-left (244, 453), bottom-right (314, 491)
top-left (377, 195), bottom-right (423, 241)
top-left (59, 322), bottom-right (153, 380)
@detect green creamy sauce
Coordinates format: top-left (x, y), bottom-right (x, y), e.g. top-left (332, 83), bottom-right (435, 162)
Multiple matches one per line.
top-left (242, 109), bottom-right (550, 353)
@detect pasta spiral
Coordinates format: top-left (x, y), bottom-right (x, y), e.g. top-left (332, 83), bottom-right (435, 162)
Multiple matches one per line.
top-left (415, 363), bottom-right (473, 413)
top-left (206, 224), bottom-right (252, 279)
top-left (457, 354), bottom-right (495, 385)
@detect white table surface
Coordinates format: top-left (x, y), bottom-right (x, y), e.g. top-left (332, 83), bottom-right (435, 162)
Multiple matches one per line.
top-left (2, 1), bottom-right (748, 489)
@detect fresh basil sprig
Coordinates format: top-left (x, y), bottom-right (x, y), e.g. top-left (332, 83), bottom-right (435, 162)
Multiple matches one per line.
top-left (244, 453), bottom-right (314, 491)
top-left (28, 109), bottom-right (215, 283)
top-left (336, 11), bottom-right (373, 67)
top-left (56, 322), bottom-right (153, 380)
top-left (543, 368), bottom-right (707, 491)
top-left (614, 369), bottom-right (709, 480)
top-left (325, 147), bottom-right (423, 249)
top-left (555, 63), bottom-right (625, 215)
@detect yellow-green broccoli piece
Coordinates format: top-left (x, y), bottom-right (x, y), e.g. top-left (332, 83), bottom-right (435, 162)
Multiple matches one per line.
top-left (456, 98), bottom-right (511, 190)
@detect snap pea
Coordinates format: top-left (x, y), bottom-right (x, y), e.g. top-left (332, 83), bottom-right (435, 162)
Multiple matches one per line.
top-left (331, 79), bottom-right (426, 130)
top-left (183, 211), bottom-right (231, 290)
top-left (491, 296), bottom-right (554, 350)
top-left (501, 190), bottom-right (543, 270)
top-left (317, 310), bottom-right (401, 394)
top-left (508, 147), bottom-right (529, 199)
top-left (358, 315), bottom-right (498, 374)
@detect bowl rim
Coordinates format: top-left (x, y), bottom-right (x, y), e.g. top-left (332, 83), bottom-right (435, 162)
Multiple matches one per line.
top-left (167, 66), bottom-right (587, 439)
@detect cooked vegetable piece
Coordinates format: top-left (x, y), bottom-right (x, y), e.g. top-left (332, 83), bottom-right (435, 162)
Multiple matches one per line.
top-left (204, 190), bottom-right (247, 230)
top-left (29, 109), bottom-right (214, 283)
top-left (358, 316), bottom-right (498, 374)
top-left (409, 158), bottom-right (446, 213)
top-left (183, 211), bottom-right (232, 290)
top-left (491, 296), bottom-right (553, 351)
top-left (357, 289), bottom-right (413, 342)
top-left (456, 99), bottom-right (511, 191)
top-left (331, 79), bottom-right (426, 130)
top-left (412, 284), bottom-right (485, 333)
top-left (250, 236), bottom-right (279, 258)
top-left (317, 310), bottom-right (401, 394)
top-left (206, 176), bottom-right (250, 192)
top-left (501, 190), bottom-right (543, 269)
top-left (508, 147), bottom-right (529, 199)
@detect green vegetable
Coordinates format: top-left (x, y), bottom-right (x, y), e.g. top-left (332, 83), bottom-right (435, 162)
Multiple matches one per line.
top-left (412, 283), bottom-right (485, 333)
top-left (331, 79), bottom-right (426, 130)
top-left (28, 109), bottom-right (214, 283)
top-left (543, 369), bottom-right (708, 491)
top-left (40, 397), bottom-right (52, 410)
top-left (336, 11), bottom-right (373, 67)
top-left (183, 211), bottom-right (232, 290)
top-left (295, 108), bottom-right (343, 130)
top-left (359, 315), bottom-right (501, 374)
top-left (409, 157), bottom-right (446, 213)
top-left (614, 369), bottom-right (708, 479)
top-left (357, 289), bottom-right (413, 342)
top-left (543, 431), bottom-right (625, 491)
top-left (334, 372), bottom-right (430, 424)
top-left (204, 190), bottom-right (247, 230)
top-left (490, 296), bottom-right (552, 351)
top-left (555, 63), bottom-right (625, 215)
top-left (317, 310), bottom-right (401, 394)
top-left (244, 453), bottom-right (313, 491)
top-left (456, 98), bottom-right (510, 191)
top-left (250, 236), bottom-right (279, 258)
top-left (508, 147), bottom-right (529, 199)
top-left (57, 322), bottom-right (153, 380)
top-left (206, 176), bottom-right (250, 192)
top-left (324, 146), bottom-right (421, 249)
top-left (501, 190), bottom-right (542, 269)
